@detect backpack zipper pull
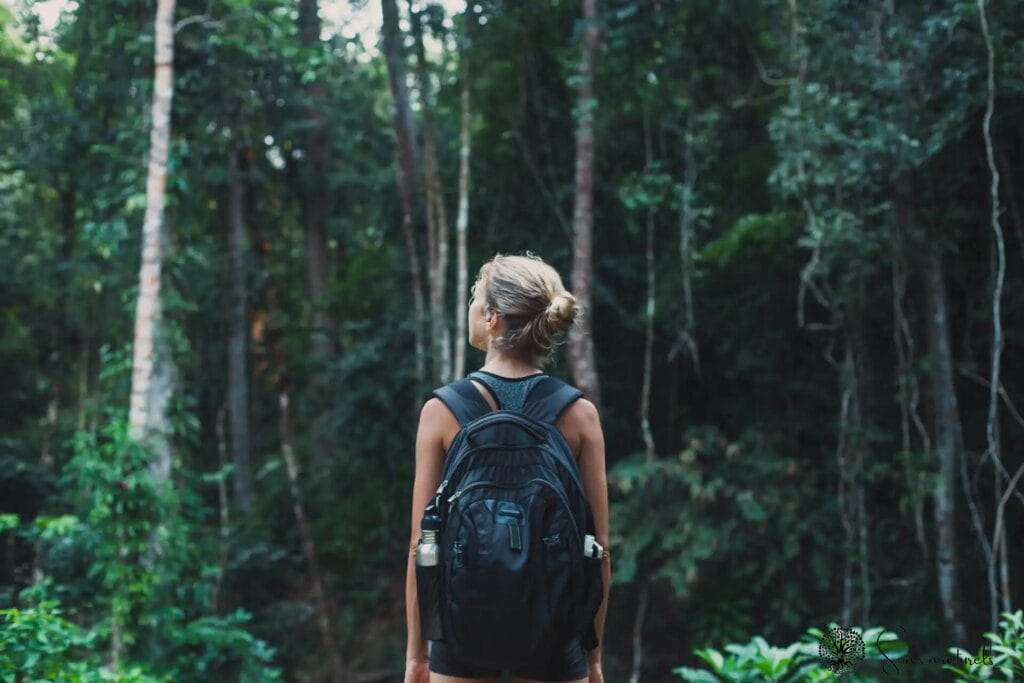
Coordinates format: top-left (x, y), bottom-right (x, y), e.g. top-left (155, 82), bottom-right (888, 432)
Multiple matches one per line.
top-left (446, 488), bottom-right (463, 504)
top-left (433, 479), bottom-right (449, 507)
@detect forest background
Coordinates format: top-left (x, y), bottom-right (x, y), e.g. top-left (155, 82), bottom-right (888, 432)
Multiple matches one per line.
top-left (1, 0), bottom-right (1023, 681)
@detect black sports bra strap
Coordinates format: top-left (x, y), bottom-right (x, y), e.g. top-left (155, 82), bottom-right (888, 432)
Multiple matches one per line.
top-left (431, 378), bottom-right (495, 428)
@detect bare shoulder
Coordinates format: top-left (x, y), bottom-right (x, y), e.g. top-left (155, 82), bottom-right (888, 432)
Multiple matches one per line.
top-left (555, 396), bottom-right (601, 460)
top-left (561, 397), bottom-right (600, 430)
top-left (419, 396), bottom-right (447, 420)
top-left (419, 396), bottom-right (461, 451)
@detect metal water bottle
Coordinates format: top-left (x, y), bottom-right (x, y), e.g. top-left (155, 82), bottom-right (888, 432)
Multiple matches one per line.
top-left (583, 533), bottom-right (605, 559)
top-left (415, 505), bottom-right (443, 641)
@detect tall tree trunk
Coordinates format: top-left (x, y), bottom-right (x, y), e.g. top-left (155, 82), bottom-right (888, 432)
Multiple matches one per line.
top-left (262, 255), bottom-right (347, 683)
top-left (891, 219), bottom-right (932, 567)
top-left (122, 0), bottom-right (177, 665)
top-left (382, 0), bottom-right (428, 394)
top-left (453, 10), bottom-right (473, 381)
top-left (128, 0), bottom-right (176, 484)
top-left (227, 146), bottom-right (255, 512)
top-left (915, 229), bottom-right (968, 646)
top-left (408, 0), bottom-right (452, 386)
top-left (298, 0), bottom-right (339, 475)
top-left (568, 0), bottom-right (602, 411)
top-left (628, 577), bottom-right (649, 683)
top-left (669, 113), bottom-right (700, 376)
top-left (279, 389), bottom-right (346, 683)
top-left (977, 0), bottom-right (1010, 627)
top-left (639, 109), bottom-right (655, 462)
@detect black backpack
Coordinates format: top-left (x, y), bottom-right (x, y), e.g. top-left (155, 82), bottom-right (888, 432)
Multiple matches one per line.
top-left (423, 374), bottom-right (604, 670)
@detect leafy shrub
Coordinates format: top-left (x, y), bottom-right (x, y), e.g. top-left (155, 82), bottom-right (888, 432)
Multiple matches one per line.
top-left (0, 412), bottom-right (281, 682)
top-left (945, 610), bottom-right (1024, 681)
top-left (673, 624), bottom-right (906, 682)
top-left (675, 614), bottom-right (1024, 682)
top-left (0, 599), bottom-right (163, 682)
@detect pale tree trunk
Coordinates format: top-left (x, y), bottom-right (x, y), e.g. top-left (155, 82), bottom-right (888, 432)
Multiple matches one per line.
top-left (299, 0), bottom-right (339, 475)
top-left (668, 113), bottom-right (700, 376)
top-left (122, 0), bottom-right (178, 666)
top-left (639, 109), bottom-right (655, 462)
top-left (227, 146), bottom-right (255, 512)
top-left (453, 11), bottom-right (472, 381)
top-left (128, 0), bottom-right (176, 484)
top-left (977, 0), bottom-right (1013, 626)
top-left (279, 390), bottom-right (346, 683)
top-left (382, 0), bottom-right (428, 393)
top-left (885, 10), bottom-right (966, 643)
top-left (408, 0), bottom-right (452, 386)
top-left (916, 233), bottom-right (968, 646)
top-left (568, 0), bottom-right (602, 411)
top-left (263, 263), bottom-right (347, 683)
top-left (891, 219), bottom-right (932, 567)
top-left (628, 578), bottom-right (649, 683)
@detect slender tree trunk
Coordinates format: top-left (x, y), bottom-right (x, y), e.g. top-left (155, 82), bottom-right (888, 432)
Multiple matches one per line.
top-left (122, 0), bottom-right (178, 666)
top-left (891, 220), bottom-right (932, 567)
top-left (279, 389), bottom-right (346, 683)
top-left (453, 13), bottom-right (472, 381)
top-left (298, 0), bottom-right (340, 476)
top-left (408, 0), bottom-right (452, 386)
top-left (227, 146), bottom-right (255, 512)
top-left (211, 405), bottom-right (231, 613)
top-left (977, 0), bottom-right (1011, 627)
top-left (669, 113), bottom-right (700, 376)
top-left (263, 264), bottom-right (347, 682)
top-left (628, 578), bottom-right (649, 683)
top-left (568, 0), bottom-right (602, 411)
top-left (916, 234), bottom-right (968, 645)
top-left (639, 109), bottom-right (655, 462)
top-left (382, 0), bottom-right (428, 392)
top-left (128, 0), bottom-right (176, 485)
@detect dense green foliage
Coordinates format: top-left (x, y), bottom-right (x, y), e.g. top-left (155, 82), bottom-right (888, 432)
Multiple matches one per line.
top-left (672, 613), bottom-right (1024, 682)
top-left (2, 0), bottom-right (1023, 680)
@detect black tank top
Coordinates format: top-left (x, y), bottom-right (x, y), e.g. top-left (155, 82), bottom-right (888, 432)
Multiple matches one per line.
top-left (466, 370), bottom-right (548, 411)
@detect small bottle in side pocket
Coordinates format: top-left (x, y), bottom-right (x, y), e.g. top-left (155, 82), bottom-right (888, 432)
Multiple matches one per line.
top-left (415, 506), bottom-right (443, 641)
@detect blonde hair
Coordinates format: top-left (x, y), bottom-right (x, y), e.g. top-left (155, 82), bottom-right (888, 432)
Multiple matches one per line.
top-left (474, 252), bottom-right (579, 368)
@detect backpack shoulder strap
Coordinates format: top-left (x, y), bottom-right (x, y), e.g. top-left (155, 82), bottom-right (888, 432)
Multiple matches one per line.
top-left (431, 378), bottom-right (494, 428)
top-left (521, 376), bottom-right (584, 425)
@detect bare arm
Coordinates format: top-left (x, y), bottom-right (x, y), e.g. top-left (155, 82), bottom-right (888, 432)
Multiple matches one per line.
top-left (405, 399), bottom-right (448, 662)
top-left (576, 399), bottom-right (610, 665)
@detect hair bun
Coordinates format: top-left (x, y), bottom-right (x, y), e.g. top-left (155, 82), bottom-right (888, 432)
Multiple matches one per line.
top-left (545, 291), bottom-right (578, 330)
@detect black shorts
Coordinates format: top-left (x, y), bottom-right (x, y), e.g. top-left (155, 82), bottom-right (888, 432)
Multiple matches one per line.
top-left (428, 636), bottom-right (589, 681)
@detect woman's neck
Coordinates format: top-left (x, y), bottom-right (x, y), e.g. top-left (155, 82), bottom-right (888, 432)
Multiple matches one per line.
top-left (481, 350), bottom-right (541, 378)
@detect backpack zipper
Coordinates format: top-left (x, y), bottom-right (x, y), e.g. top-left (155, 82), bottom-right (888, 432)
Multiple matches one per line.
top-left (441, 413), bottom-right (586, 497)
top-left (446, 478), bottom-right (532, 504)
top-left (446, 477), bottom-right (582, 550)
